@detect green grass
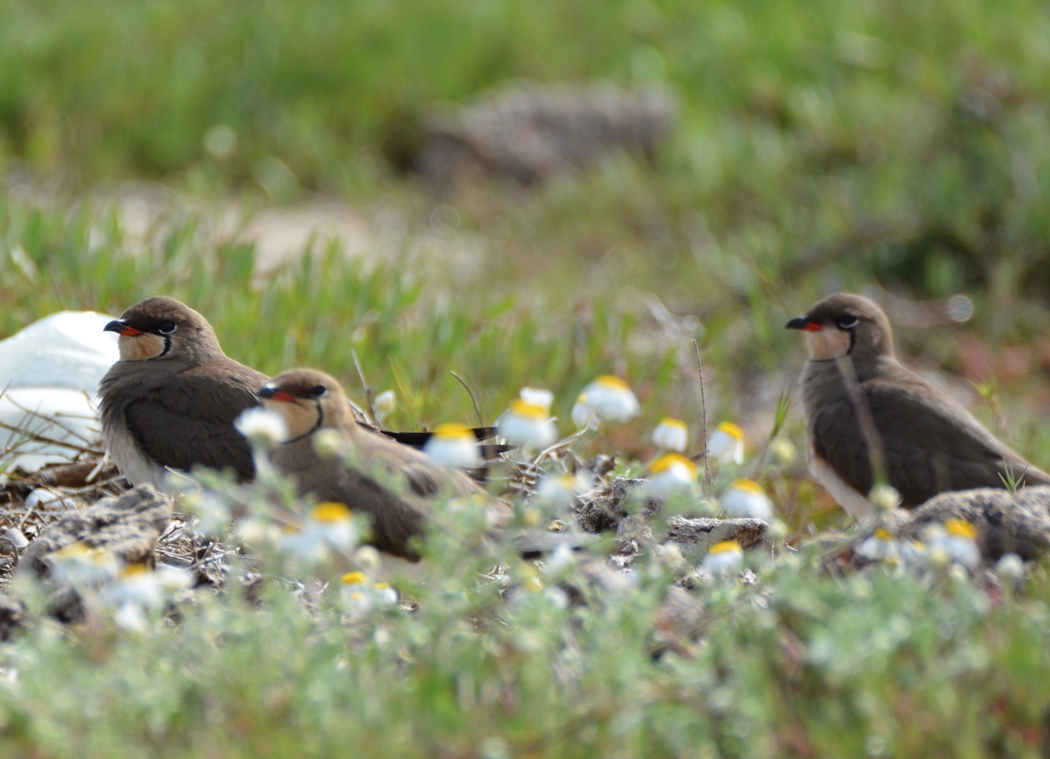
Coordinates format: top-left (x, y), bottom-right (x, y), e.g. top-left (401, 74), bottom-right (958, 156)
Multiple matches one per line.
top-left (3, 0), bottom-right (1050, 311)
top-left (2, 537), bottom-right (1050, 758)
top-left (2, 0), bottom-right (1050, 754)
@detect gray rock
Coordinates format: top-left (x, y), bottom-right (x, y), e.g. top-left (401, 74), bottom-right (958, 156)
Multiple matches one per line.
top-left (0, 593), bottom-right (26, 640)
top-left (576, 477), bottom-right (655, 533)
top-left (900, 486), bottom-right (1050, 561)
top-left (417, 84), bottom-right (676, 186)
top-left (21, 485), bottom-right (173, 579)
top-left (665, 516), bottom-right (769, 553)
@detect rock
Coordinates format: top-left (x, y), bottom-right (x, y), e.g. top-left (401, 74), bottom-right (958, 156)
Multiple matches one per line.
top-left (665, 516), bottom-right (769, 552)
top-left (841, 486), bottom-right (1050, 571)
top-left (416, 84), bottom-right (676, 187)
top-left (576, 477), bottom-right (771, 580)
top-left (576, 477), bottom-right (659, 533)
top-left (21, 485), bottom-right (173, 579)
top-left (0, 594), bottom-right (26, 641)
top-left (900, 486), bottom-right (1050, 561)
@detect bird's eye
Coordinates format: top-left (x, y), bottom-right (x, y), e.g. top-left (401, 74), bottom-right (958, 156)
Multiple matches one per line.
top-left (158, 321), bottom-right (177, 335)
top-left (835, 316), bottom-right (859, 330)
top-left (310, 385), bottom-right (327, 398)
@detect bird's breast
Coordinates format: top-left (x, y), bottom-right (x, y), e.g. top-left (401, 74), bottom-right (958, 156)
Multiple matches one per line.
top-left (101, 416), bottom-right (169, 490)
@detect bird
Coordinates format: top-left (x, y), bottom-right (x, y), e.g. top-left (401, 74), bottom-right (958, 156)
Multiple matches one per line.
top-left (786, 292), bottom-right (1050, 520)
top-left (258, 368), bottom-right (509, 562)
top-left (98, 296), bottom-right (501, 491)
top-left (98, 296), bottom-right (267, 490)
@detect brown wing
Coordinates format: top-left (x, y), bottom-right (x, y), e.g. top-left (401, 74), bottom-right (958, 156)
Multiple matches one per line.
top-left (352, 431), bottom-right (487, 500)
top-left (273, 436), bottom-right (431, 560)
top-left (813, 372), bottom-right (1050, 507)
top-left (378, 426), bottom-right (501, 447)
top-left (124, 359), bottom-right (265, 481)
top-left (272, 428), bottom-right (498, 560)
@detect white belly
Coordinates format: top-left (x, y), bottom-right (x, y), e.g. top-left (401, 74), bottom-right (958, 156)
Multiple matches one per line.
top-left (102, 421), bottom-right (170, 492)
top-left (806, 435), bottom-right (874, 523)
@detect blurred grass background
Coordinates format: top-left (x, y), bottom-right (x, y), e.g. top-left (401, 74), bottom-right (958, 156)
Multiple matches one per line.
top-left (2, 0), bottom-right (1049, 450)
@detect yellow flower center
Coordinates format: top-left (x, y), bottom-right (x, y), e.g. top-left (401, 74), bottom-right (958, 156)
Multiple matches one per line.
top-left (715, 421), bottom-right (744, 441)
top-left (341, 571), bottom-right (367, 585)
top-left (508, 399), bottom-right (549, 419)
top-left (594, 375), bottom-right (631, 391)
top-left (374, 582), bottom-right (391, 591)
top-left (120, 564), bottom-right (152, 577)
top-left (312, 502), bottom-right (352, 522)
top-left (659, 417), bottom-right (687, 431)
top-left (650, 453), bottom-right (697, 475)
top-left (944, 519), bottom-right (978, 539)
top-left (730, 478), bottom-right (765, 495)
top-left (52, 543), bottom-right (112, 565)
top-left (432, 422), bottom-right (474, 440)
top-left (709, 540), bottom-right (743, 555)
top-left (873, 528), bottom-right (894, 541)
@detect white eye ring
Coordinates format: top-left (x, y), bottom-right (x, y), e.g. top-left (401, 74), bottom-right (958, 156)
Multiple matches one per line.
top-left (835, 316), bottom-right (859, 330)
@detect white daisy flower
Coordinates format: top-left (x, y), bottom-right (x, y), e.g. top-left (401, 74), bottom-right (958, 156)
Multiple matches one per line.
top-left (282, 502), bottom-right (359, 561)
top-left (652, 417), bottom-right (688, 452)
top-left (498, 400), bottom-right (558, 449)
top-left (235, 407), bottom-right (288, 451)
top-left (720, 479), bottom-right (774, 521)
top-left (707, 422), bottom-right (744, 465)
top-left (571, 393), bottom-right (599, 429)
top-left (868, 483), bottom-right (902, 512)
top-left (900, 539), bottom-right (928, 569)
top-left (178, 489), bottom-right (232, 536)
top-left (647, 453), bottom-right (698, 499)
top-left (373, 390), bottom-right (396, 422)
top-left (578, 376), bottom-right (640, 423)
top-left (767, 518), bottom-right (789, 543)
top-left (312, 429), bottom-right (345, 459)
top-left (857, 528), bottom-right (900, 563)
top-left (48, 543), bottom-right (120, 588)
top-left (543, 542), bottom-right (577, 577)
top-left (233, 518), bottom-right (282, 549)
top-left (535, 474), bottom-right (581, 510)
top-left (423, 423), bottom-right (481, 468)
top-left (519, 387), bottom-right (554, 411)
top-left (340, 571), bottom-right (399, 614)
top-left (995, 553), bottom-right (1024, 582)
top-left (926, 519), bottom-right (980, 569)
top-left (353, 546), bottom-right (381, 574)
top-left (112, 603), bottom-right (149, 632)
top-left (104, 564), bottom-right (193, 612)
top-left (767, 437), bottom-right (797, 467)
top-left (701, 540), bottom-right (744, 576)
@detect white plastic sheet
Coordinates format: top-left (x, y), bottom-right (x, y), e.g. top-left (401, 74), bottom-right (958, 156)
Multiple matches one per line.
top-left (0, 312), bottom-right (118, 473)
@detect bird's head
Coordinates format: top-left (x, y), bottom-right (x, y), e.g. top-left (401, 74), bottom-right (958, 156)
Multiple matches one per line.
top-left (258, 369), bottom-right (353, 443)
top-left (786, 293), bottom-right (895, 363)
top-left (104, 296), bottom-right (223, 363)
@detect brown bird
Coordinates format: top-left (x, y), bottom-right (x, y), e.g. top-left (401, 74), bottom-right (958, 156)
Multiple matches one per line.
top-left (787, 293), bottom-right (1050, 520)
top-left (259, 368), bottom-right (508, 562)
top-left (98, 296), bottom-right (500, 491)
top-left (98, 296), bottom-right (266, 489)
